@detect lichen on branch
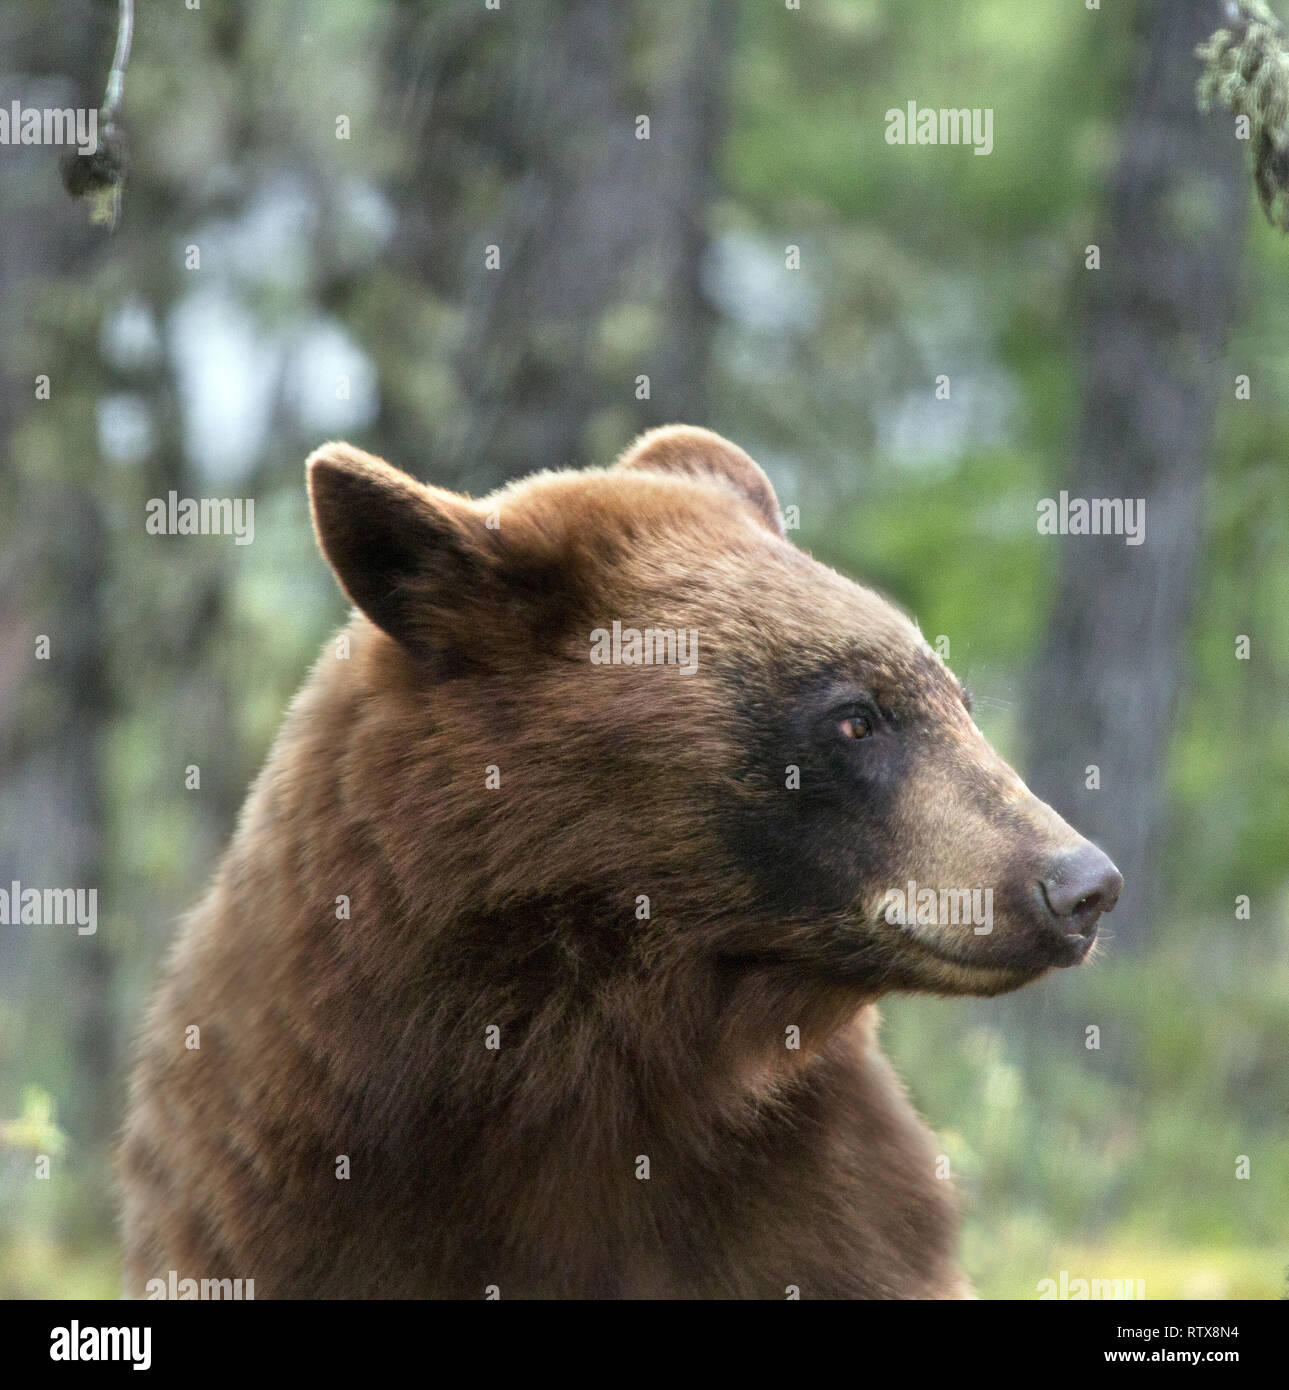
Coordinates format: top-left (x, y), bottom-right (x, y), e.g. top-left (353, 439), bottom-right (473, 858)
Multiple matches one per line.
top-left (1197, 0), bottom-right (1289, 230)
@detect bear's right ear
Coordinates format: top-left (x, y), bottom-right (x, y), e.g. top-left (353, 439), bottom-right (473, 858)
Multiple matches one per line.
top-left (307, 442), bottom-right (495, 652)
top-left (614, 425), bottom-right (785, 538)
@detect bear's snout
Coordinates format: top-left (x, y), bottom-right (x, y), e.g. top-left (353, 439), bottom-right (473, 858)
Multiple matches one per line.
top-left (1033, 841), bottom-right (1123, 961)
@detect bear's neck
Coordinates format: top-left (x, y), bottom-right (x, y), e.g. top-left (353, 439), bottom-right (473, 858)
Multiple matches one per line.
top-left (220, 629), bottom-right (875, 1162)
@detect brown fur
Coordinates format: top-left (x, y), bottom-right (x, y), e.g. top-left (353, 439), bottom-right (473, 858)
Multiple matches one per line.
top-left (120, 426), bottom-right (1115, 1298)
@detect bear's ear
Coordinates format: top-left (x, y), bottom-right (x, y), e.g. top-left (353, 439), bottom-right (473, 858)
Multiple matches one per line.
top-left (307, 442), bottom-right (500, 653)
top-left (613, 425), bottom-right (784, 538)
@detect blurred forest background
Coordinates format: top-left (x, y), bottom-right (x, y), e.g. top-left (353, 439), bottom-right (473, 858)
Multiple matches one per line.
top-left (1, 0), bottom-right (1286, 1299)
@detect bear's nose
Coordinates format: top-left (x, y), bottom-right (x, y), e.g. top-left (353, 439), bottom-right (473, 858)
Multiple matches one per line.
top-left (1040, 844), bottom-right (1123, 936)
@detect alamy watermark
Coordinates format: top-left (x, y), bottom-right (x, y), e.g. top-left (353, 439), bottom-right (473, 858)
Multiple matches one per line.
top-left (884, 102), bottom-right (994, 156)
top-left (144, 1270), bottom-right (255, 1300)
top-left (0, 881), bottom-right (96, 935)
top-left (590, 620), bottom-right (698, 675)
top-left (1037, 1270), bottom-right (1146, 1300)
top-left (0, 102), bottom-right (97, 155)
top-left (50, 1323), bottom-right (150, 1371)
top-left (1037, 492), bottom-right (1145, 546)
top-left (883, 880), bottom-right (993, 935)
top-left (145, 493), bottom-right (254, 545)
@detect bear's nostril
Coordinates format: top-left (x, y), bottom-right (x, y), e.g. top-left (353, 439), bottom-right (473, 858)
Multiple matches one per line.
top-left (1040, 844), bottom-right (1123, 931)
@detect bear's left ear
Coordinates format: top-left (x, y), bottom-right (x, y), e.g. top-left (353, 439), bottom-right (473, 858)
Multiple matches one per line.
top-left (307, 442), bottom-right (581, 664)
top-left (307, 442), bottom-right (496, 652)
top-left (613, 425), bottom-right (785, 538)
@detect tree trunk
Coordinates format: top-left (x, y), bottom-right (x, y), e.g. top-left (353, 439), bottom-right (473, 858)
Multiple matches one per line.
top-left (0, 0), bottom-right (119, 1233)
top-left (382, 0), bottom-right (733, 488)
top-left (1023, 0), bottom-right (1247, 946)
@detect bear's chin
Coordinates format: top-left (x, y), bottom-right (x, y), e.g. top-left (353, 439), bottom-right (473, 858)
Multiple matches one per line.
top-left (884, 928), bottom-right (1098, 998)
top-left (914, 958), bottom-right (1053, 999)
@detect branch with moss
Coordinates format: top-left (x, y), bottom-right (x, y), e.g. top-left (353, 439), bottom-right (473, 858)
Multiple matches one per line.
top-left (61, 0), bottom-right (133, 229)
top-left (1197, 0), bottom-right (1289, 229)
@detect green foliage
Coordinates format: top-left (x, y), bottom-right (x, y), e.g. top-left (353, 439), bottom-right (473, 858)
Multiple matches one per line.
top-left (0, 1087), bottom-right (66, 1157)
top-left (884, 916), bottom-right (1289, 1297)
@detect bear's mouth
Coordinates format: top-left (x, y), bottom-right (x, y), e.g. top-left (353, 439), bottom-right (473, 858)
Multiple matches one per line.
top-left (886, 907), bottom-right (1096, 979)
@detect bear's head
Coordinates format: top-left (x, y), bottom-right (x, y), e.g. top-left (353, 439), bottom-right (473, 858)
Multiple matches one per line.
top-left (307, 426), bottom-right (1120, 1004)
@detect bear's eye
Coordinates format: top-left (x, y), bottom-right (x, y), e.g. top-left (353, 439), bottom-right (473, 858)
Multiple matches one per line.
top-left (838, 713), bottom-right (873, 741)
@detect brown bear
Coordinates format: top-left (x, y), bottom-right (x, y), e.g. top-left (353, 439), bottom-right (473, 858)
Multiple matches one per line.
top-left (119, 426), bottom-right (1121, 1299)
